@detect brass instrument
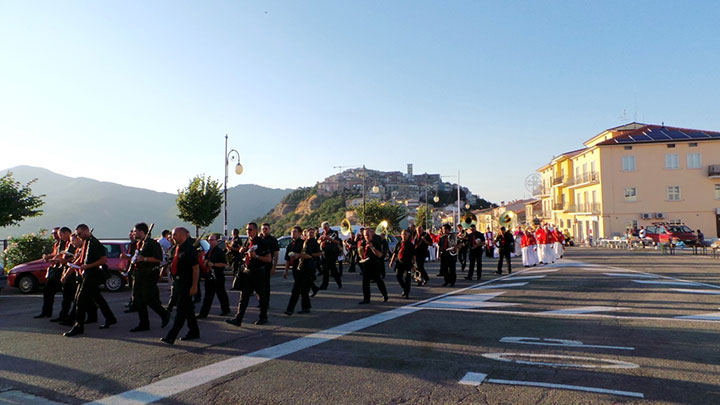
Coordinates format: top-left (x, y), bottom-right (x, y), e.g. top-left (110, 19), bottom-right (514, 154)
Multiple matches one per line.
top-left (461, 212), bottom-right (477, 230)
top-left (130, 223), bottom-right (155, 266)
top-left (413, 268), bottom-right (423, 283)
top-left (499, 211), bottom-right (515, 229)
top-left (447, 232), bottom-right (458, 256)
top-left (340, 218), bottom-right (352, 236)
top-left (375, 220), bottom-right (389, 236)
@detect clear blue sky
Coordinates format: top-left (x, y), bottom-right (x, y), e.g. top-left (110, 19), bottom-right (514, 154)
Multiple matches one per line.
top-left (2, 1), bottom-right (719, 204)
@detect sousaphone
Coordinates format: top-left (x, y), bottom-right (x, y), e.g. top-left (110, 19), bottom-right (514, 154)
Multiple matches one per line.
top-left (498, 211), bottom-right (516, 229)
top-left (461, 212), bottom-right (477, 230)
top-left (340, 218), bottom-right (352, 236)
top-left (375, 220), bottom-right (389, 236)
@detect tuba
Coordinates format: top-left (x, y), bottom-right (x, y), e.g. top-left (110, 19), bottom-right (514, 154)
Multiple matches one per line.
top-left (375, 220), bottom-right (389, 236)
top-left (499, 211), bottom-right (515, 229)
top-left (461, 212), bottom-right (477, 230)
top-left (340, 218), bottom-right (352, 236)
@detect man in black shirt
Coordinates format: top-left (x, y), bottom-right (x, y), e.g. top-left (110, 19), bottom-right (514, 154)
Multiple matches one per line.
top-left (438, 224), bottom-right (457, 287)
top-left (259, 223), bottom-right (279, 310)
top-left (130, 222), bottom-right (171, 332)
top-left (64, 224), bottom-right (117, 337)
top-left (198, 233), bottom-right (231, 318)
top-left (496, 226), bottom-right (514, 275)
top-left (226, 222), bottom-right (271, 327)
top-left (162, 227), bottom-right (200, 344)
top-left (456, 224), bottom-right (468, 272)
top-left (51, 228), bottom-right (77, 323)
top-left (390, 229), bottom-right (416, 298)
top-left (319, 221), bottom-right (342, 290)
top-left (464, 224), bottom-right (486, 281)
top-left (414, 226), bottom-right (432, 286)
top-left (36, 227), bottom-right (64, 319)
top-left (359, 227), bottom-right (388, 304)
top-left (284, 226), bottom-right (316, 315)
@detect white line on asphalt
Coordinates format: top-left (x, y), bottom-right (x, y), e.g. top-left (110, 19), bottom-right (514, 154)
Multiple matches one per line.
top-left (542, 306), bottom-right (628, 315)
top-left (432, 307), bottom-right (720, 323)
top-left (484, 378), bottom-right (644, 399)
top-left (458, 372), bottom-right (487, 386)
top-left (603, 272), bottom-right (657, 278)
top-left (503, 275), bottom-right (547, 281)
top-left (89, 306), bottom-right (421, 405)
top-left (675, 312), bottom-right (720, 321)
top-left (671, 288), bottom-right (720, 295)
top-left (418, 292), bottom-right (520, 309)
top-left (472, 282), bottom-right (528, 289)
top-left (632, 280), bottom-right (701, 286)
top-left (482, 353), bottom-right (639, 369)
top-left (521, 269), bottom-right (560, 274)
top-left (499, 337), bottom-right (634, 351)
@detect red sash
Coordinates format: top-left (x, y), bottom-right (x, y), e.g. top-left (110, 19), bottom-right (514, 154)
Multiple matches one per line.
top-left (171, 246), bottom-right (179, 275)
top-left (244, 240), bottom-right (254, 267)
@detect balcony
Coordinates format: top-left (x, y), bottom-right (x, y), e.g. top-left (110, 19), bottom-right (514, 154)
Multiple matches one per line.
top-left (709, 165), bottom-right (720, 178)
top-left (552, 203), bottom-right (566, 211)
top-left (566, 171), bottom-right (599, 188)
top-left (533, 186), bottom-right (550, 197)
top-left (568, 203), bottom-right (601, 214)
top-left (552, 177), bottom-right (565, 186)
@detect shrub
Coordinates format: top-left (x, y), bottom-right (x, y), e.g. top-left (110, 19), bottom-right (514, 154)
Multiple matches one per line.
top-left (2, 230), bottom-right (54, 271)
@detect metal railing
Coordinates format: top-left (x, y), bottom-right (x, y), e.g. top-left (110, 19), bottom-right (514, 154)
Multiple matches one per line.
top-left (566, 171), bottom-right (599, 187)
top-left (552, 177), bottom-right (564, 186)
top-left (532, 186), bottom-right (550, 197)
top-left (552, 203), bottom-right (566, 211)
top-left (567, 203), bottom-right (601, 214)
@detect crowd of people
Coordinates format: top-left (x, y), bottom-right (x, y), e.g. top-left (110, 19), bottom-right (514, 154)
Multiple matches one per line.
top-left (32, 220), bottom-right (565, 344)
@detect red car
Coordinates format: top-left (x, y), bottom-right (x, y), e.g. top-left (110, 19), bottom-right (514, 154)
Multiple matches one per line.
top-left (644, 223), bottom-right (696, 245)
top-left (7, 239), bottom-right (131, 294)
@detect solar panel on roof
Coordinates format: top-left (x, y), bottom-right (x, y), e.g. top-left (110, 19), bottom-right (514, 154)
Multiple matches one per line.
top-left (615, 138), bottom-right (633, 143)
top-left (631, 134), bottom-right (652, 142)
top-left (687, 131), bottom-right (712, 139)
top-left (648, 130), bottom-right (671, 140)
top-left (667, 130), bottom-right (690, 140)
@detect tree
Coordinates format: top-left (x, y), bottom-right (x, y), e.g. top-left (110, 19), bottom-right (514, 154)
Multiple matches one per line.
top-left (176, 174), bottom-right (223, 237)
top-left (2, 230), bottom-right (54, 270)
top-left (355, 201), bottom-right (408, 232)
top-left (415, 205), bottom-right (430, 229)
top-left (0, 172), bottom-right (45, 227)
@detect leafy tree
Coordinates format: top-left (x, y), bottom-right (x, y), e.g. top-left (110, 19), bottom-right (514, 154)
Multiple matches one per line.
top-left (176, 174), bottom-right (223, 237)
top-left (2, 230), bottom-right (54, 270)
top-left (415, 205), bottom-right (430, 229)
top-left (354, 201), bottom-right (407, 232)
top-left (0, 172), bottom-right (45, 227)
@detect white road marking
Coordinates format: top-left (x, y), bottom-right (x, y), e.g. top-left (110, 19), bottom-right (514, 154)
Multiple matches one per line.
top-left (521, 269), bottom-right (560, 274)
top-left (0, 390), bottom-right (64, 404)
top-left (482, 353), bottom-right (639, 369)
top-left (542, 306), bottom-right (627, 315)
top-left (632, 280), bottom-right (701, 286)
top-left (459, 372), bottom-right (487, 386)
top-left (503, 275), bottom-right (547, 281)
top-left (603, 272), bottom-right (657, 278)
top-left (499, 337), bottom-right (634, 351)
top-left (484, 378), bottom-right (644, 398)
top-left (419, 292), bottom-right (519, 309)
top-left (671, 288), bottom-right (720, 295)
top-left (90, 306), bottom-right (421, 404)
top-left (473, 282), bottom-right (528, 290)
top-left (676, 312), bottom-right (720, 321)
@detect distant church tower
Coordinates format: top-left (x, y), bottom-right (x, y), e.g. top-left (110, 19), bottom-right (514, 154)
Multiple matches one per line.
top-left (407, 163), bottom-right (413, 176)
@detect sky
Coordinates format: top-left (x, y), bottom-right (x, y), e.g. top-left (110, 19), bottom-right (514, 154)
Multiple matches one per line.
top-left (2, 1), bottom-right (720, 204)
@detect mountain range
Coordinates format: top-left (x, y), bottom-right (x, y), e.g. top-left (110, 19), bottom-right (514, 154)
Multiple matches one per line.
top-left (0, 166), bottom-right (291, 239)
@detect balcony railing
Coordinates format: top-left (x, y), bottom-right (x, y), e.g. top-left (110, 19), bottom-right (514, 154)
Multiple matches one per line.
top-left (709, 165), bottom-right (720, 178)
top-left (568, 203), bottom-right (601, 214)
top-left (533, 186), bottom-right (550, 197)
top-left (552, 203), bottom-right (566, 211)
top-left (566, 171), bottom-right (599, 187)
top-left (552, 177), bottom-right (565, 186)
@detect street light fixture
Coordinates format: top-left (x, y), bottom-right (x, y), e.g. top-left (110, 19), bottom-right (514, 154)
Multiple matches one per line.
top-left (224, 134), bottom-right (242, 237)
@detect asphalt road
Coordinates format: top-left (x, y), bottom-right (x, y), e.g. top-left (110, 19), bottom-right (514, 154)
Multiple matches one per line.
top-left (1, 247), bottom-right (720, 404)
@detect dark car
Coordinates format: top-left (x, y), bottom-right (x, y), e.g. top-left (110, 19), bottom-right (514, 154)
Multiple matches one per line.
top-left (7, 239), bottom-right (131, 294)
top-left (644, 223), bottom-right (696, 245)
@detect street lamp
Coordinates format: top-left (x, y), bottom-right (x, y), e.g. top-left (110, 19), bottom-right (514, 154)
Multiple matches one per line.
top-left (224, 134), bottom-right (243, 237)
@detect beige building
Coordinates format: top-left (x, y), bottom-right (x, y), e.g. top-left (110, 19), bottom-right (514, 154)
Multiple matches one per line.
top-left (535, 123), bottom-right (720, 240)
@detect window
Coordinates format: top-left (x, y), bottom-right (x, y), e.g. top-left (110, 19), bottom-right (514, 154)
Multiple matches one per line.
top-left (667, 144), bottom-right (676, 148)
top-left (624, 146), bottom-right (633, 150)
top-left (622, 156), bottom-right (636, 171)
top-left (624, 187), bottom-right (637, 201)
top-left (715, 184), bottom-right (720, 200)
top-left (689, 142), bottom-right (698, 147)
top-left (665, 154), bottom-right (679, 169)
top-left (688, 153), bottom-right (702, 169)
top-left (667, 186), bottom-right (681, 201)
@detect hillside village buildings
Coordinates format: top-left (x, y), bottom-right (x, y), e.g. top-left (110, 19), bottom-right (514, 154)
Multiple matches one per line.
top-left (531, 123), bottom-right (720, 241)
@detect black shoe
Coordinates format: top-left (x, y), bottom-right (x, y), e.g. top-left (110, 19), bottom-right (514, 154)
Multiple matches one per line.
top-left (337, 283), bottom-right (342, 289)
top-left (422, 280), bottom-right (429, 286)
top-left (284, 311), bottom-right (293, 316)
top-left (254, 318), bottom-right (268, 325)
top-left (160, 337), bottom-right (175, 345)
top-left (310, 290), bottom-right (318, 298)
top-left (450, 283), bottom-right (455, 287)
top-left (130, 325), bottom-right (149, 332)
top-left (226, 318), bottom-right (242, 327)
top-left (161, 312), bottom-right (171, 328)
top-left (496, 271), bottom-right (502, 275)
top-left (403, 294), bottom-right (409, 299)
top-left (63, 327), bottom-right (83, 337)
top-left (298, 309), bottom-right (310, 314)
top-left (34, 313), bottom-right (50, 319)
top-left (180, 333), bottom-right (200, 341)
top-left (358, 300), bottom-right (370, 305)
top-left (123, 308), bottom-right (137, 313)
top-left (99, 319), bottom-right (117, 329)
top-left (442, 283), bottom-right (448, 287)
top-left (383, 296), bottom-right (389, 302)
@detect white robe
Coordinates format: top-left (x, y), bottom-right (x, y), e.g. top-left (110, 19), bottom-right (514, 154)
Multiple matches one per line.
top-left (553, 241), bottom-right (563, 259)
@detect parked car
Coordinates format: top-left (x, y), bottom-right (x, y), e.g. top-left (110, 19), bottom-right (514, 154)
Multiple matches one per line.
top-left (7, 239), bottom-right (131, 294)
top-left (644, 223), bottom-right (696, 245)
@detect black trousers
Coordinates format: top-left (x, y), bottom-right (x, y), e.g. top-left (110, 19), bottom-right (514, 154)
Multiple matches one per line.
top-left (41, 276), bottom-right (62, 316)
top-left (486, 244), bottom-right (494, 258)
top-left (74, 271), bottom-right (115, 329)
top-left (414, 252), bottom-right (429, 284)
top-left (165, 279), bottom-right (199, 341)
top-left (467, 248), bottom-right (483, 280)
top-left (234, 268), bottom-right (268, 323)
top-left (262, 264), bottom-right (273, 309)
top-left (458, 246), bottom-right (468, 270)
top-left (286, 267), bottom-right (312, 312)
top-left (320, 255), bottom-right (342, 289)
top-left (441, 253), bottom-right (457, 286)
top-left (395, 264), bottom-right (411, 296)
top-left (348, 249), bottom-right (358, 272)
top-left (199, 267), bottom-right (230, 316)
top-left (362, 262), bottom-right (387, 302)
top-left (59, 277), bottom-right (77, 320)
top-left (134, 269), bottom-right (168, 327)
top-left (497, 249), bottom-right (512, 274)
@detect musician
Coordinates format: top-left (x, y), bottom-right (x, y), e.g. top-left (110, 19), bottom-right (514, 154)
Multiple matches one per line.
top-left (456, 224), bottom-right (468, 272)
top-left (226, 222), bottom-right (271, 327)
top-left (284, 226), bottom-right (317, 315)
top-left (551, 226), bottom-right (564, 259)
top-left (64, 224), bottom-right (117, 337)
top-left (162, 227), bottom-right (200, 344)
top-left (438, 224), bottom-right (457, 287)
top-left (389, 229), bottom-right (416, 298)
top-left (319, 221), bottom-right (342, 290)
top-left (35, 227), bottom-right (64, 319)
top-left (521, 228), bottom-right (539, 267)
top-left (196, 233), bottom-right (231, 318)
top-left (344, 231), bottom-right (357, 273)
top-left (413, 225), bottom-right (432, 285)
top-left (122, 229), bottom-right (138, 313)
top-left (464, 224), bottom-right (485, 280)
top-left (129, 222), bottom-right (170, 332)
top-left (227, 228), bottom-right (243, 273)
top-left (359, 227), bottom-right (388, 304)
top-left (485, 227), bottom-right (495, 258)
top-left (54, 231), bottom-right (80, 323)
top-left (257, 223), bottom-right (279, 310)
top-left (355, 228), bottom-right (365, 275)
top-left (495, 226), bottom-right (514, 275)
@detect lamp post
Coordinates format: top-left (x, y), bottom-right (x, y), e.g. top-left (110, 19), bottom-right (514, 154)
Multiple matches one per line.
top-left (224, 134), bottom-right (243, 238)
top-left (362, 165), bottom-right (366, 227)
top-left (424, 173), bottom-right (429, 230)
